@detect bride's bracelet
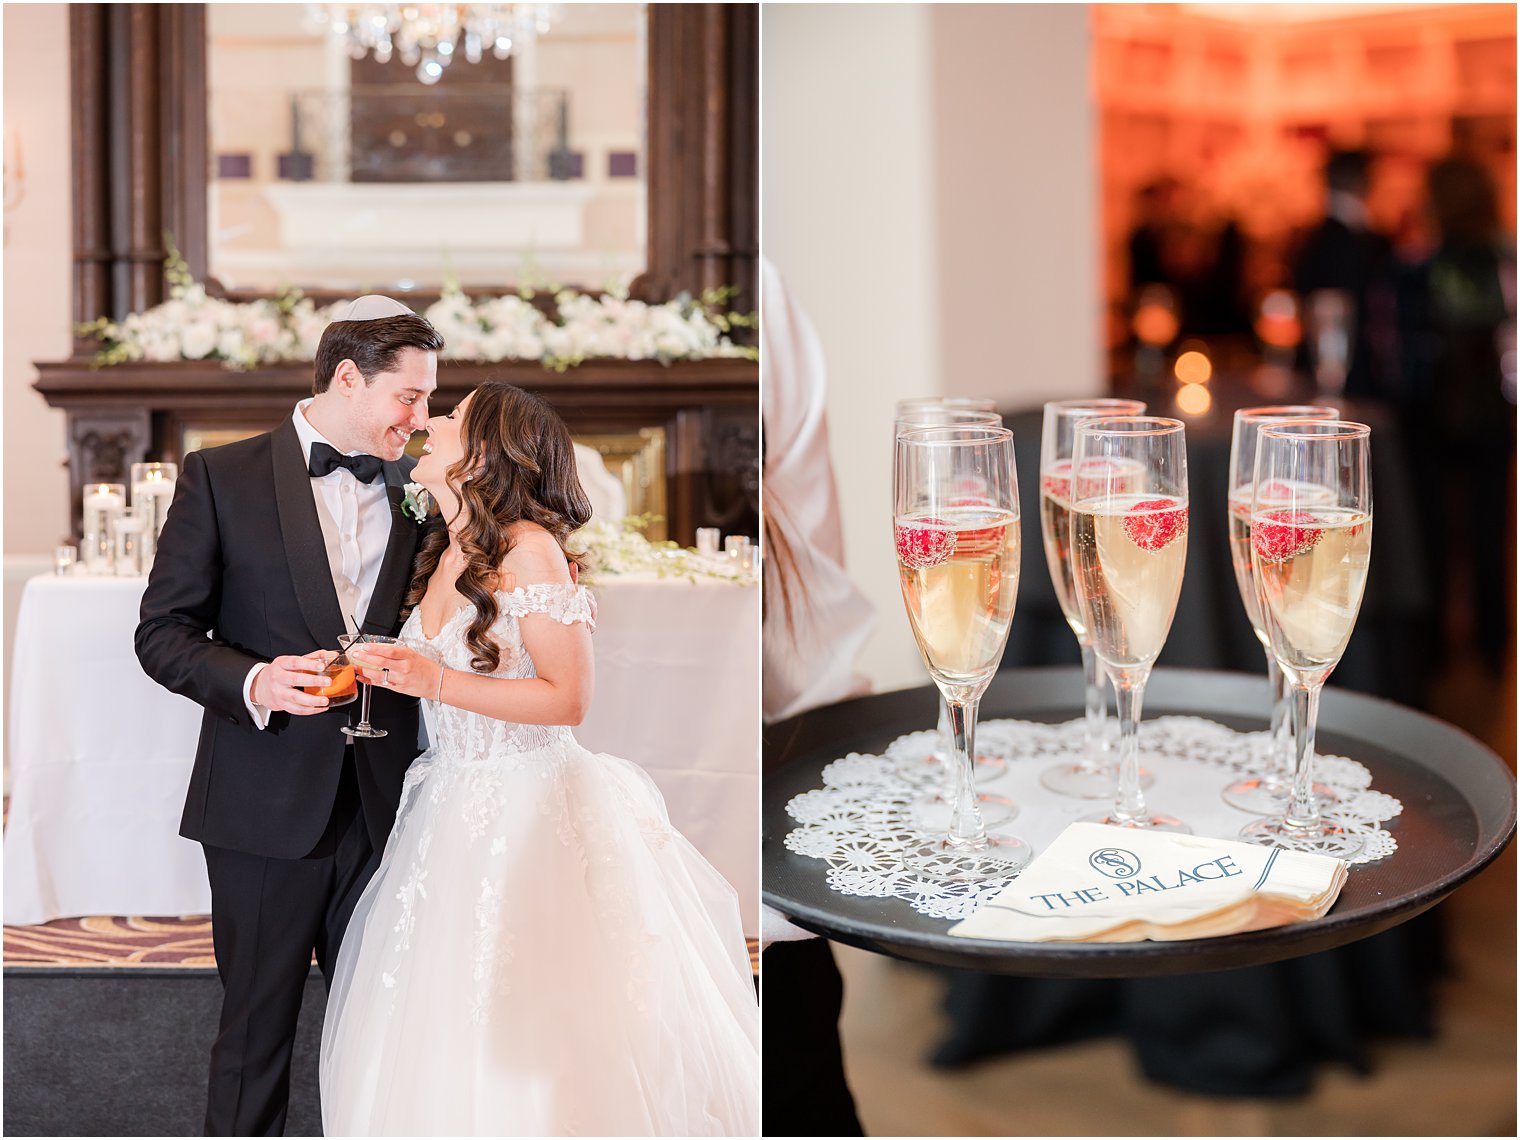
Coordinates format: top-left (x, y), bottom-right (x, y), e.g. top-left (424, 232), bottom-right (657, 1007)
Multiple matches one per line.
top-left (435, 664), bottom-right (447, 704)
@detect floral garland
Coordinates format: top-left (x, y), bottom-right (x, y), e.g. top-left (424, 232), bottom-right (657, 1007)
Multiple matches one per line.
top-left (396, 497), bottom-right (750, 584)
top-left (78, 244), bottom-right (756, 372)
top-left (569, 516), bottom-right (754, 584)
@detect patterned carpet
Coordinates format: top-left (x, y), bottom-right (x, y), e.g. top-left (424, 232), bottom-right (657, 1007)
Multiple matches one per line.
top-left (3, 915), bottom-right (216, 968)
top-left (3, 913), bottom-right (760, 973)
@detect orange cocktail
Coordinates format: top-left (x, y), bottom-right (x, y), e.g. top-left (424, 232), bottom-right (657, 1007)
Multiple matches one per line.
top-left (305, 657), bottom-right (358, 706)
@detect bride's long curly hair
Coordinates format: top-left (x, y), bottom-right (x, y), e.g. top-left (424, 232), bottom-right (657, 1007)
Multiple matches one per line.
top-left (404, 381), bottom-right (593, 673)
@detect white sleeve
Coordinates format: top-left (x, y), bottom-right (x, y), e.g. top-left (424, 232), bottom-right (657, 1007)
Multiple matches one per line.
top-left (242, 662), bottom-right (273, 730)
top-left (760, 259), bottom-right (877, 722)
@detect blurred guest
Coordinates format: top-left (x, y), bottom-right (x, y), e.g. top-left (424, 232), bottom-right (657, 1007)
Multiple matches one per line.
top-left (1128, 178), bottom-right (1182, 296)
top-left (1197, 215), bottom-right (1253, 336)
top-left (1396, 156), bottom-right (1517, 675)
top-left (760, 258), bottom-right (874, 1136)
top-left (1293, 149), bottom-right (1398, 400)
top-left (1128, 180), bottom-right (1251, 341)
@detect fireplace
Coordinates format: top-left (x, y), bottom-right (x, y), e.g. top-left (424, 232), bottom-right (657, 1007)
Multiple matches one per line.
top-left (34, 357), bottom-right (757, 548)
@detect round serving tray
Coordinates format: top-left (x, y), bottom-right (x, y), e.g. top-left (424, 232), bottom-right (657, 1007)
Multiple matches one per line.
top-left (763, 667), bottom-right (1516, 978)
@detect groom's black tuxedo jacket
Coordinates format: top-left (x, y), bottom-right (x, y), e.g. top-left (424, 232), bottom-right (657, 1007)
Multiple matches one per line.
top-left (136, 418), bottom-right (423, 860)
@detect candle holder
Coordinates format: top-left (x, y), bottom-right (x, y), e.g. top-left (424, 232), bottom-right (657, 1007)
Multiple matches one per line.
top-left (130, 462), bottom-right (178, 569)
top-left (81, 483), bottom-right (126, 574)
top-left (113, 510), bottom-right (147, 577)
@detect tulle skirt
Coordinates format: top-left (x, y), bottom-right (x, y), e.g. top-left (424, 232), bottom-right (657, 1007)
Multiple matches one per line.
top-left (320, 738), bottom-right (760, 1136)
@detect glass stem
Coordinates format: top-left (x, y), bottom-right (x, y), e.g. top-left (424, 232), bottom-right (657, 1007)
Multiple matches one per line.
top-left (1285, 682), bottom-right (1322, 828)
top-left (358, 681), bottom-right (374, 729)
top-left (945, 696), bottom-right (986, 848)
top-left (1110, 672), bottom-right (1148, 823)
top-left (1081, 639), bottom-right (1107, 771)
top-left (1267, 649), bottom-right (1292, 780)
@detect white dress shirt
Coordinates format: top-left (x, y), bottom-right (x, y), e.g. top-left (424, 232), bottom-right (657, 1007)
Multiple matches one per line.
top-left (242, 400), bottom-right (397, 727)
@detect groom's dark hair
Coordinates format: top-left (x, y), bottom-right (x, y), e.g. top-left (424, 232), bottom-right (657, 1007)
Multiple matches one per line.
top-left (313, 314), bottom-right (445, 394)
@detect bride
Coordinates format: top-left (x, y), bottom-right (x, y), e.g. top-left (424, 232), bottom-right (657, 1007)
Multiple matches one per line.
top-left (319, 381), bottom-right (760, 1136)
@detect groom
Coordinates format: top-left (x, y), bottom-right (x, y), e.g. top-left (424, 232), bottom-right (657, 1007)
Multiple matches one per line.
top-left (136, 296), bottom-right (444, 1135)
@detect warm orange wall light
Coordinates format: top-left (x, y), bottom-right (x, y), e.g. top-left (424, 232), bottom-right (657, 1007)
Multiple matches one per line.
top-left (1096, 3), bottom-right (1517, 335)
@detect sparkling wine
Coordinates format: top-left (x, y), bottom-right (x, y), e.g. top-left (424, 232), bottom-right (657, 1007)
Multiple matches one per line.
top-left (1040, 490), bottom-right (1085, 635)
top-left (1041, 458), bottom-right (1144, 638)
top-left (1227, 481), bottom-right (1335, 647)
top-left (896, 507), bottom-right (1020, 688)
top-left (1071, 494), bottom-right (1187, 669)
top-left (1253, 506), bottom-right (1372, 674)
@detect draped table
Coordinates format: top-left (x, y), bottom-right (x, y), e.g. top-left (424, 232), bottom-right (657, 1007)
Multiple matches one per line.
top-left (5, 572), bottom-right (760, 935)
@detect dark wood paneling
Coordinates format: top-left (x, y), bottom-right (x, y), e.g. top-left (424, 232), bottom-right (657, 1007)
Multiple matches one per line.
top-left (70, 6), bottom-right (112, 352)
top-left (121, 4), bottom-right (165, 314)
top-left (36, 359), bottom-right (758, 548)
top-left (630, 4), bottom-right (757, 315)
top-left (160, 5), bottom-right (208, 281)
top-left (349, 49), bottom-right (514, 183)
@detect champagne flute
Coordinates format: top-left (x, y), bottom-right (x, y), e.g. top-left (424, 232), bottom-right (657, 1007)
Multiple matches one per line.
top-left (895, 395), bottom-right (998, 418)
top-left (1222, 405), bottom-right (1339, 814)
top-left (1241, 420), bottom-right (1372, 858)
top-left (1036, 397), bottom-right (1148, 798)
top-left (893, 404), bottom-right (1016, 831)
top-left (894, 425), bottom-right (1032, 881)
top-left (338, 632), bottom-right (401, 739)
top-left (1070, 417), bottom-right (1190, 832)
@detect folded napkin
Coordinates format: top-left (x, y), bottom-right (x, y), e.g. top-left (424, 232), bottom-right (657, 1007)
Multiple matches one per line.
top-left (949, 822), bottom-right (1347, 943)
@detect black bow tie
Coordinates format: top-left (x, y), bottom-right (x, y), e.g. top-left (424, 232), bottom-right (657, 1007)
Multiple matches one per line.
top-left (308, 442), bottom-right (384, 484)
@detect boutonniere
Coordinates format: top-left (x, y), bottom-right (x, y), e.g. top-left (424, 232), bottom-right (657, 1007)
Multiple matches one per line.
top-left (401, 482), bottom-right (433, 523)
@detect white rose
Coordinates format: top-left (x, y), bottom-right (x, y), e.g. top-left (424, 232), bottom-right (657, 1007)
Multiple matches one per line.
top-left (247, 315), bottom-right (281, 347)
top-left (146, 331), bottom-right (182, 361)
top-left (181, 321), bottom-right (217, 360)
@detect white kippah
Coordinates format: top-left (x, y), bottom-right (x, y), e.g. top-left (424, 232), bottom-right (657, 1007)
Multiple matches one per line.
top-left (330, 294), bottom-right (415, 322)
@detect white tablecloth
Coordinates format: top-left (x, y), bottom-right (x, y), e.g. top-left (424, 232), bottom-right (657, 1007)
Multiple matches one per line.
top-left (4, 573), bottom-right (760, 935)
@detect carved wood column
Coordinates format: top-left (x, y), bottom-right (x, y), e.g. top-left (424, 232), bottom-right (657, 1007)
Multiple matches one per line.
top-left (159, 5), bottom-right (209, 281)
top-left (633, 4), bottom-right (758, 319)
top-left (69, 5), bottom-right (112, 352)
top-left (72, 3), bottom-right (207, 329)
top-left (110, 4), bottom-right (164, 315)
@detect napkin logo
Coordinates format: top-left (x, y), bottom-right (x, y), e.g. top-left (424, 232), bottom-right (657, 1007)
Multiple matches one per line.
top-left (1088, 848), bottom-right (1142, 880)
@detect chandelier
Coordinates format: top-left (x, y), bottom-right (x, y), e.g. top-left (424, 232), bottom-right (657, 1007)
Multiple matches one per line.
top-left (308, 5), bottom-right (560, 85)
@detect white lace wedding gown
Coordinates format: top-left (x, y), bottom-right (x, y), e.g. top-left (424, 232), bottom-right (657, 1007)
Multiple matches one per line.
top-left (320, 583), bottom-right (760, 1136)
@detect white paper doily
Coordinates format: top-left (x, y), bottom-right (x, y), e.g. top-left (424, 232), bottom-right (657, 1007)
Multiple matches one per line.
top-left (784, 715), bottom-right (1402, 922)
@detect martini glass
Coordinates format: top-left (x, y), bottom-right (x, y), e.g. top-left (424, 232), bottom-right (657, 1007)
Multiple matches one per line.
top-left (338, 633), bottom-right (401, 739)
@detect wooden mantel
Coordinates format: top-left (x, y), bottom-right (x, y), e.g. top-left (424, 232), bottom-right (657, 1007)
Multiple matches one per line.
top-left (34, 356), bottom-right (759, 547)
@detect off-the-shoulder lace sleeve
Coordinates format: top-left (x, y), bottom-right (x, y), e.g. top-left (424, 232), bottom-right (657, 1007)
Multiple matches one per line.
top-left (498, 582), bottom-right (595, 631)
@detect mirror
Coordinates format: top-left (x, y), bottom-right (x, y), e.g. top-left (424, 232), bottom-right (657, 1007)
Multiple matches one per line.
top-left (205, 3), bottom-right (647, 295)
